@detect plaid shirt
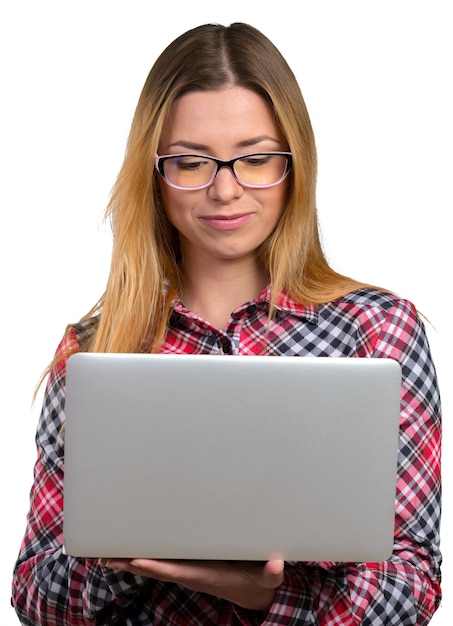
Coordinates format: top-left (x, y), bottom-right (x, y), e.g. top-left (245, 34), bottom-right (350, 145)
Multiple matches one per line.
top-left (12, 288), bottom-right (442, 625)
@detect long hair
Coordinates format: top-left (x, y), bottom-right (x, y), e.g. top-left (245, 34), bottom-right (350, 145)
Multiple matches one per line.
top-left (78, 23), bottom-right (370, 354)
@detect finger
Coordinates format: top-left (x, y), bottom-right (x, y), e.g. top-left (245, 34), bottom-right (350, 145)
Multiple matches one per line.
top-left (100, 558), bottom-right (133, 570)
top-left (262, 560), bottom-right (285, 587)
top-left (129, 558), bottom-right (185, 574)
top-left (127, 558), bottom-right (201, 583)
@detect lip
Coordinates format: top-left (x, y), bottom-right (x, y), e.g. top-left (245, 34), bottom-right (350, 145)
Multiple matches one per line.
top-left (199, 212), bottom-right (254, 231)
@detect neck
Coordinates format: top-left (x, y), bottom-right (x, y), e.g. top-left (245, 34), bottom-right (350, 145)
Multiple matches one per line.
top-left (181, 257), bottom-right (268, 329)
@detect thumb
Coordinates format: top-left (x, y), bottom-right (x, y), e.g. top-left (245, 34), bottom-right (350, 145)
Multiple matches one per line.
top-left (262, 559), bottom-right (285, 588)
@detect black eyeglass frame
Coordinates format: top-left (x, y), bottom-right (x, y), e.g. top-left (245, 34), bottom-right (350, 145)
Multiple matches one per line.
top-left (155, 152), bottom-right (293, 190)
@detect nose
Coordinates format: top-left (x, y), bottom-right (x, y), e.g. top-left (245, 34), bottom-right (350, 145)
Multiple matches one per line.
top-left (208, 164), bottom-right (244, 202)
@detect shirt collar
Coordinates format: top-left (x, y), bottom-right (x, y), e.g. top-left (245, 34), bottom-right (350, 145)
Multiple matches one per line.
top-left (260, 285), bottom-right (318, 323)
top-left (171, 285), bottom-right (319, 325)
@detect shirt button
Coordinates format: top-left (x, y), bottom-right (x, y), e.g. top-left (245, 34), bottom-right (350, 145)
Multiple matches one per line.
top-left (221, 340), bottom-right (232, 354)
top-left (246, 304), bottom-right (257, 315)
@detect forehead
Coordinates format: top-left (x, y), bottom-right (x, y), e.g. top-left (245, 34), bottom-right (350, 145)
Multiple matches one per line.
top-left (160, 86), bottom-right (284, 153)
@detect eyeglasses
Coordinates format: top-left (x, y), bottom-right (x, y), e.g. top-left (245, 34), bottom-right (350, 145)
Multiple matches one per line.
top-left (155, 152), bottom-right (292, 190)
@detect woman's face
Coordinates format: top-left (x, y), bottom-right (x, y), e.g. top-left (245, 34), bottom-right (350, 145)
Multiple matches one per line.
top-left (157, 86), bottom-right (289, 269)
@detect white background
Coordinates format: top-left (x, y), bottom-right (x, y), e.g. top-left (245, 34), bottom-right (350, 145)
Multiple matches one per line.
top-left (1, 1), bottom-right (451, 623)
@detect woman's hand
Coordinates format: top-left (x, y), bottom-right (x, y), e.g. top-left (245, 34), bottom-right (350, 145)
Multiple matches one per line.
top-left (101, 558), bottom-right (285, 611)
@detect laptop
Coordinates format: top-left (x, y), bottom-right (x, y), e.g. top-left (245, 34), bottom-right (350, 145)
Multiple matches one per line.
top-left (63, 353), bottom-right (401, 562)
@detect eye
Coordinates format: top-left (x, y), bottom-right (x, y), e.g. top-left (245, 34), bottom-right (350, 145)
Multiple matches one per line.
top-left (240, 154), bottom-right (271, 167)
top-left (173, 156), bottom-right (211, 171)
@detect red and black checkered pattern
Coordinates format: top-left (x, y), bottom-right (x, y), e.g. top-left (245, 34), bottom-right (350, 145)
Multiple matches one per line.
top-left (12, 288), bottom-right (442, 625)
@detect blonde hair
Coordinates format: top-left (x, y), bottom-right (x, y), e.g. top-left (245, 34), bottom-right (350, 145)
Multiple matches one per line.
top-left (76, 23), bottom-right (371, 355)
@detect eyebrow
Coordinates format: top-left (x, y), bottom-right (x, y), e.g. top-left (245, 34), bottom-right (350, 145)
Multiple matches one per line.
top-left (167, 136), bottom-right (282, 152)
top-left (237, 136), bottom-right (282, 148)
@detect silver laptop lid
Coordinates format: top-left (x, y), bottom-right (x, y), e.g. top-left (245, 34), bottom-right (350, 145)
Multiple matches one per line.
top-left (63, 353), bottom-right (401, 561)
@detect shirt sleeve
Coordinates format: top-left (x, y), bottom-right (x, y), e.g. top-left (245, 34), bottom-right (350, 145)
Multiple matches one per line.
top-left (238, 298), bottom-right (441, 626)
top-left (11, 330), bottom-right (152, 625)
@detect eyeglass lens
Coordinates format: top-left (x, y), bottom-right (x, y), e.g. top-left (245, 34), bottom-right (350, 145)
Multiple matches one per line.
top-left (161, 153), bottom-right (289, 188)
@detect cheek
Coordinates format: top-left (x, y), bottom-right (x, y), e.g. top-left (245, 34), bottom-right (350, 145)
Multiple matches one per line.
top-left (159, 186), bottom-right (185, 229)
top-left (266, 187), bottom-right (287, 224)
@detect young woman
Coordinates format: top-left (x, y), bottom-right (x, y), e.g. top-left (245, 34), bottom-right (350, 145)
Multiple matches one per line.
top-left (12, 23), bottom-right (441, 625)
